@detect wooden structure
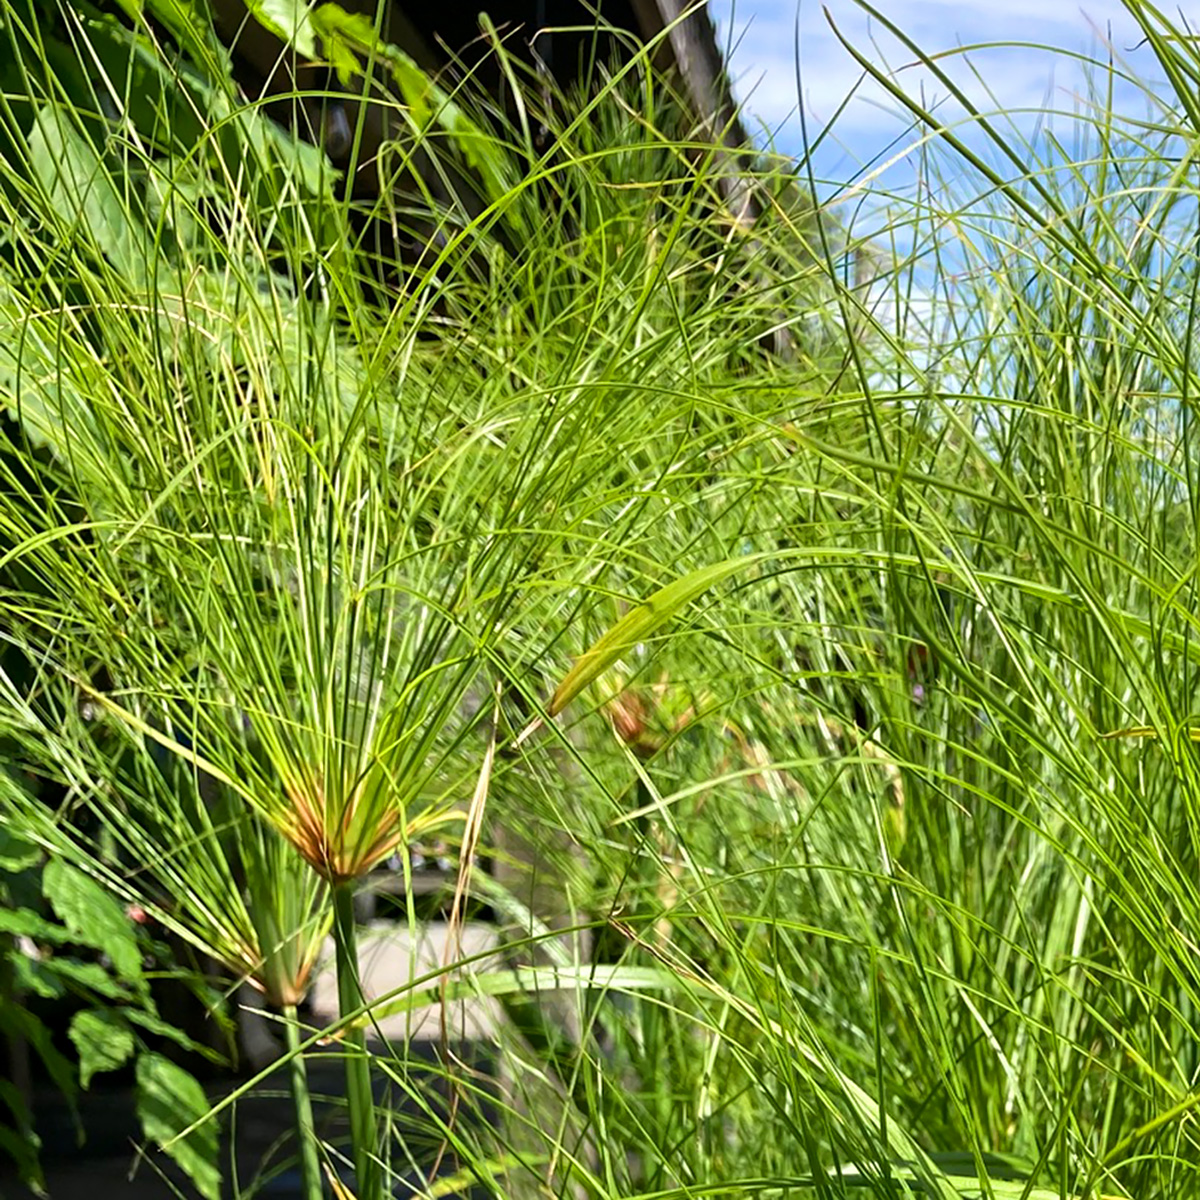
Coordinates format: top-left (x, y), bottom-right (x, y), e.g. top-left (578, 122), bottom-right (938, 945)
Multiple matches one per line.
top-left (213, 0), bottom-right (757, 223)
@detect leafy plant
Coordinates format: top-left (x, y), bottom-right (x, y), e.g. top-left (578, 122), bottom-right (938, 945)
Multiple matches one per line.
top-left (17, 1), bottom-right (1200, 1199)
top-left (0, 813), bottom-right (219, 1195)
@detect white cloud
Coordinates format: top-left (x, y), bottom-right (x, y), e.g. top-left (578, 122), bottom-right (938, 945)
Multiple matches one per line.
top-left (711, 0), bottom-right (1197, 164)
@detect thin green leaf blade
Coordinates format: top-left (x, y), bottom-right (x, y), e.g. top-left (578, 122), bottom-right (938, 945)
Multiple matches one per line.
top-left (549, 555), bottom-right (762, 716)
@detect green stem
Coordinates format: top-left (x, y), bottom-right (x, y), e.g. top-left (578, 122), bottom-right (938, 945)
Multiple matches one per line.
top-left (283, 1002), bottom-right (323, 1200)
top-left (332, 882), bottom-right (380, 1200)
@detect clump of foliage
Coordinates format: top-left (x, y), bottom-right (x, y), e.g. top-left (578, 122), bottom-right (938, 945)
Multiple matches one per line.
top-left (0, 812), bottom-right (222, 1193)
top-left (7, 0), bottom-right (1200, 1199)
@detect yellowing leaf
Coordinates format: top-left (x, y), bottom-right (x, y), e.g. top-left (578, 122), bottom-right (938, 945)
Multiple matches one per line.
top-left (1101, 725), bottom-right (1200, 740)
top-left (549, 555), bottom-right (765, 717)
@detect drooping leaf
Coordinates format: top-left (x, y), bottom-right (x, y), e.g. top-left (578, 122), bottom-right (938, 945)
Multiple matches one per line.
top-left (126, 1008), bottom-right (226, 1061)
top-left (42, 859), bottom-right (144, 986)
top-left (0, 1004), bottom-right (78, 1107)
top-left (136, 1052), bottom-right (220, 1200)
top-left (10, 953), bottom-right (66, 1000)
top-left (0, 1079), bottom-right (43, 1191)
top-left (0, 905), bottom-right (69, 943)
top-left (244, 0), bottom-right (316, 57)
top-left (549, 555), bottom-right (764, 716)
top-left (45, 957), bottom-right (136, 1001)
top-left (69, 1009), bottom-right (135, 1088)
top-left (386, 50), bottom-right (517, 210)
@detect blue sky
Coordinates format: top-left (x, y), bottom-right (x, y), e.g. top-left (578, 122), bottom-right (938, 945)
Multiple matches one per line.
top-left (709, 1), bottom-right (1192, 189)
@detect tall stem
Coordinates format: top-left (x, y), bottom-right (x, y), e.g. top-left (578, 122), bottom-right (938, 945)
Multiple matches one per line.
top-left (283, 1002), bottom-right (323, 1200)
top-left (332, 882), bottom-right (380, 1200)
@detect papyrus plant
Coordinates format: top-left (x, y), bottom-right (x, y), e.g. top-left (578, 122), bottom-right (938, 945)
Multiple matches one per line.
top-left (0, 4), bottom-right (859, 1197)
top-left (0, 668), bottom-right (332, 1198)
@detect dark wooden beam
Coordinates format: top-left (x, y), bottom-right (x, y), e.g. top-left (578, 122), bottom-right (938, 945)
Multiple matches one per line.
top-left (631, 1), bottom-right (758, 225)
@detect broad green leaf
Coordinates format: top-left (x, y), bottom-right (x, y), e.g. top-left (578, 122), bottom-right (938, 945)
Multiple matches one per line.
top-left (385, 50), bottom-right (516, 207)
top-left (244, 0), bottom-right (316, 57)
top-left (10, 954), bottom-right (66, 1000)
top-left (43, 859), bottom-right (144, 986)
top-left (141, 0), bottom-right (224, 71)
top-left (82, 15), bottom-right (209, 151)
top-left (69, 1009), bottom-right (135, 1088)
top-left (0, 279), bottom-right (98, 460)
top-left (136, 1053), bottom-right (220, 1200)
top-left (0, 906), bottom-right (69, 943)
top-left (26, 105), bottom-right (155, 284)
top-left (311, 3), bottom-right (520, 217)
top-left (0, 827), bottom-right (40, 872)
top-left (550, 555), bottom-right (764, 716)
top-left (310, 3), bottom-right (377, 86)
top-left (46, 957), bottom-right (136, 1000)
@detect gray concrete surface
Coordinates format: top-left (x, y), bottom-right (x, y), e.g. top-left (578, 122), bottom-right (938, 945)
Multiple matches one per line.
top-left (308, 921), bottom-right (502, 1043)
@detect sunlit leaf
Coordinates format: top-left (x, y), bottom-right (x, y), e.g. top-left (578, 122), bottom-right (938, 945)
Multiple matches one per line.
top-left (549, 555), bottom-right (763, 716)
top-left (26, 105), bottom-right (155, 283)
top-left (69, 1009), bottom-right (135, 1088)
top-left (43, 860), bottom-right (144, 987)
top-left (243, 0), bottom-right (315, 57)
top-left (136, 1053), bottom-right (220, 1200)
